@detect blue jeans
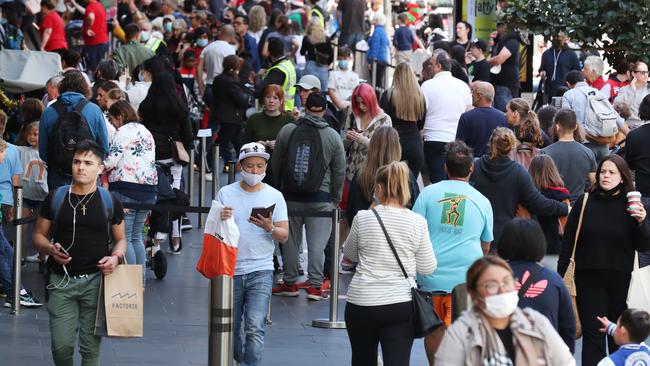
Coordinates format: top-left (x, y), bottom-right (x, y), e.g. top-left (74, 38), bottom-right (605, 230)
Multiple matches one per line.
top-left (233, 270), bottom-right (273, 366)
top-left (303, 60), bottom-right (329, 91)
top-left (340, 32), bottom-right (365, 50)
top-left (0, 227), bottom-right (14, 293)
top-left (112, 192), bottom-right (155, 271)
top-left (494, 85), bottom-right (515, 112)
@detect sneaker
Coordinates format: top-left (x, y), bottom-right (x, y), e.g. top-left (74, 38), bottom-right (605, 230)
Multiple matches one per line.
top-left (181, 216), bottom-right (193, 231)
top-left (321, 279), bottom-right (331, 291)
top-left (340, 257), bottom-right (357, 274)
top-left (24, 254), bottom-right (40, 263)
top-left (4, 291), bottom-right (43, 308)
top-left (296, 280), bottom-right (309, 289)
top-left (272, 283), bottom-right (299, 297)
top-left (299, 279), bottom-right (330, 290)
top-left (306, 286), bottom-right (329, 301)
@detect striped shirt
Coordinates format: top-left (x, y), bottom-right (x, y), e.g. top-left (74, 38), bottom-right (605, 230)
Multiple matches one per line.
top-left (343, 205), bottom-right (437, 306)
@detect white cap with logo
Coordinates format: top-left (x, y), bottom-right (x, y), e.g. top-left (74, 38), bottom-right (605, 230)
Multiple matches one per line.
top-left (238, 142), bottom-right (270, 163)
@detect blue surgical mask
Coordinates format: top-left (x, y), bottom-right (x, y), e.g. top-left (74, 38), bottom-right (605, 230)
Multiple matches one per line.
top-left (196, 38), bottom-right (208, 47)
top-left (140, 31), bottom-right (150, 42)
top-left (338, 60), bottom-right (349, 69)
top-left (163, 22), bottom-right (172, 33)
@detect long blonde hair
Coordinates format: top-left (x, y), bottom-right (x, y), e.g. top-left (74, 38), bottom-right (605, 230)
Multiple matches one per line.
top-left (358, 126), bottom-right (402, 202)
top-left (249, 6), bottom-right (266, 33)
top-left (390, 63), bottom-right (425, 122)
top-left (306, 20), bottom-right (326, 44)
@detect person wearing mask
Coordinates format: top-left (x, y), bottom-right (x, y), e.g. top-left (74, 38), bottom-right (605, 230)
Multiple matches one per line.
top-left (344, 161), bottom-right (437, 366)
top-left (421, 49), bottom-right (472, 184)
top-left (39, 0), bottom-right (68, 52)
top-left (538, 32), bottom-right (580, 103)
top-left (300, 21), bottom-right (334, 92)
top-left (138, 72), bottom-right (193, 253)
top-left (255, 37), bottom-right (297, 112)
top-left (112, 24), bottom-right (155, 74)
top-left (558, 155), bottom-right (650, 366)
top-left (487, 23), bottom-right (521, 111)
top-left (470, 127), bottom-right (569, 245)
top-left (380, 63), bottom-right (426, 178)
top-left (413, 140), bottom-right (494, 365)
top-left (328, 46), bottom-right (359, 113)
top-left (212, 55), bottom-right (252, 163)
top-left (615, 61), bottom-right (650, 129)
top-left (435, 256), bottom-right (575, 364)
top-left (497, 218), bottom-right (576, 351)
top-left (82, 0), bottom-right (109, 73)
top-left (450, 20), bottom-right (472, 51)
top-left (197, 24), bottom-right (236, 98)
top-left (104, 101), bottom-right (157, 281)
top-left (542, 109), bottom-right (597, 201)
top-left (456, 81), bottom-right (507, 158)
top-left (625, 95), bottom-right (650, 196)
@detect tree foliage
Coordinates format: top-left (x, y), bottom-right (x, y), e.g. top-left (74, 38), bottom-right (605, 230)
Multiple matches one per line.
top-left (503, 0), bottom-right (650, 67)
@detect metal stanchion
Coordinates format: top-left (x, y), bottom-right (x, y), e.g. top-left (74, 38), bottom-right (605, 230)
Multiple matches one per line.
top-left (199, 136), bottom-right (207, 228)
top-left (227, 161), bottom-right (236, 184)
top-left (371, 60), bottom-right (377, 89)
top-left (312, 208), bottom-right (346, 329)
top-left (11, 186), bottom-right (23, 315)
top-left (208, 275), bottom-right (233, 366)
top-left (189, 145), bottom-right (196, 222)
top-left (211, 144), bottom-right (220, 201)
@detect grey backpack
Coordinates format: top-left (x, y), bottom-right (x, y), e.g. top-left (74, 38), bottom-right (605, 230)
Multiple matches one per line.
top-left (578, 87), bottom-right (618, 138)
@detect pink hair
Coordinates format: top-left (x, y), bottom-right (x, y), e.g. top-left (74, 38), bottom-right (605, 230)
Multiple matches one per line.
top-left (351, 83), bottom-right (381, 118)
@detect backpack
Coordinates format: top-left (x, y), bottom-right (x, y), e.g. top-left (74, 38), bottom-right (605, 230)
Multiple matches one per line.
top-left (50, 185), bottom-right (114, 241)
top-left (49, 100), bottom-right (95, 176)
top-left (578, 87), bottom-right (619, 138)
top-left (282, 119), bottom-right (327, 194)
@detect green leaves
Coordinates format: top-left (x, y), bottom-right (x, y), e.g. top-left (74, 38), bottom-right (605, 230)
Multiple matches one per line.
top-left (503, 0), bottom-right (650, 66)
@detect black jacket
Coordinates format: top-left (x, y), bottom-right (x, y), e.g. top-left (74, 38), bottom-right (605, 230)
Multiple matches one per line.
top-left (212, 73), bottom-right (251, 125)
top-left (139, 91), bottom-right (193, 160)
top-left (470, 156), bottom-right (569, 243)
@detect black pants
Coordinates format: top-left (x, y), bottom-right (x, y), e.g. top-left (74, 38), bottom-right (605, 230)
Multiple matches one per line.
top-left (345, 301), bottom-right (414, 366)
top-left (217, 123), bottom-right (243, 162)
top-left (400, 135), bottom-right (425, 179)
top-left (576, 269), bottom-right (630, 366)
top-left (423, 141), bottom-right (447, 184)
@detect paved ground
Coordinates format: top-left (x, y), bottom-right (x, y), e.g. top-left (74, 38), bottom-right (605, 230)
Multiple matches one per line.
top-left (0, 167), bottom-right (581, 365)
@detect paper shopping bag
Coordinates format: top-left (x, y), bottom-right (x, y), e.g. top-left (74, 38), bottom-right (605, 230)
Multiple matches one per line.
top-left (104, 264), bottom-right (144, 337)
top-left (197, 201), bottom-right (240, 279)
top-left (94, 276), bottom-right (108, 337)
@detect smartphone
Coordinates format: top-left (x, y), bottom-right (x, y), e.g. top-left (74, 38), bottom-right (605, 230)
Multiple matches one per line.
top-left (250, 204), bottom-right (276, 219)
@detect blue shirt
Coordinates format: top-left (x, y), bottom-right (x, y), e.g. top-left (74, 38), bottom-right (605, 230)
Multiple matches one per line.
top-left (393, 26), bottom-right (414, 51)
top-left (562, 82), bottom-right (624, 128)
top-left (456, 107), bottom-right (508, 158)
top-left (367, 25), bottom-right (389, 64)
top-left (598, 343), bottom-right (650, 366)
top-left (244, 33), bottom-right (261, 72)
top-left (413, 180), bottom-right (493, 292)
top-left (216, 182), bottom-right (288, 275)
top-left (0, 144), bottom-right (24, 206)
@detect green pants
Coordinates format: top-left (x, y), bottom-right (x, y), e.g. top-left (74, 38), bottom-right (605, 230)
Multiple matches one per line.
top-left (47, 272), bottom-right (102, 366)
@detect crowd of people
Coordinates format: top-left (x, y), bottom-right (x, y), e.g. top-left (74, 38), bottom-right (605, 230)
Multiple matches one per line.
top-left (1, 0), bottom-right (650, 365)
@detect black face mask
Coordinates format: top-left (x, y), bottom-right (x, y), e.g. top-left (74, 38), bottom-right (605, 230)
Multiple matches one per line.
top-left (222, 18), bottom-right (232, 24)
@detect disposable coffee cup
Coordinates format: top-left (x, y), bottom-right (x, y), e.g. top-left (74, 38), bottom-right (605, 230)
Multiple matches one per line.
top-left (627, 191), bottom-right (642, 212)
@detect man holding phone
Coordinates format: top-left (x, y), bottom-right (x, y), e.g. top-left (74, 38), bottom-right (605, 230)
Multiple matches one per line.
top-left (217, 142), bottom-right (288, 366)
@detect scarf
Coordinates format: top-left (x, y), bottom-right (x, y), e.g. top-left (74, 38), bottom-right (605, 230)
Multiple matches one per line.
top-left (477, 309), bottom-right (542, 366)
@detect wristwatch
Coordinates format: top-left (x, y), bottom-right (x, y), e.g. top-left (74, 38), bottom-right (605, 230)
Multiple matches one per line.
top-left (267, 225), bottom-right (276, 235)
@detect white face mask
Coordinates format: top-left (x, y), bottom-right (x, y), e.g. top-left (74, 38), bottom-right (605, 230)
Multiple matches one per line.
top-left (483, 291), bottom-right (519, 318)
top-left (241, 170), bottom-right (265, 187)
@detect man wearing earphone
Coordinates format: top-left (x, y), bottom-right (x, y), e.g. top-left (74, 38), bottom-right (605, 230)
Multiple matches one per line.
top-left (33, 140), bottom-right (127, 366)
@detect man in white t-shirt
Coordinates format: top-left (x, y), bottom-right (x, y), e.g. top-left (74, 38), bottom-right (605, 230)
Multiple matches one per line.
top-left (197, 24), bottom-right (236, 96)
top-left (420, 49), bottom-right (472, 184)
top-left (217, 142), bottom-right (289, 366)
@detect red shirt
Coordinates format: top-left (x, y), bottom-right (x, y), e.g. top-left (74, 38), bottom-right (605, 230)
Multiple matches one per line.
top-left (41, 11), bottom-right (68, 51)
top-left (589, 76), bottom-right (607, 91)
top-left (82, 1), bottom-right (108, 46)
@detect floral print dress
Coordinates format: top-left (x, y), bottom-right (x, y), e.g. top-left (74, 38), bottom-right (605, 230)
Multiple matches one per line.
top-left (104, 122), bottom-right (158, 186)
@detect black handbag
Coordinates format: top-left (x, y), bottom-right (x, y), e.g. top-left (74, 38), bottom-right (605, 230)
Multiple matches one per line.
top-left (371, 208), bottom-right (443, 338)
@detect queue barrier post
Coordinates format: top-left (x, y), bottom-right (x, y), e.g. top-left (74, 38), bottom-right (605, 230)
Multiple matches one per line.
top-left (212, 144), bottom-right (220, 201)
top-left (312, 208), bottom-right (346, 329)
top-left (227, 161), bottom-right (236, 185)
top-left (189, 142), bottom-right (196, 224)
top-left (208, 275), bottom-right (234, 366)
top-left (11, 186), bottom-right (23, 315)
top-left (371, 60), bottom-right (377, 89)
top-left (199, 136), bottom-right (207, 228)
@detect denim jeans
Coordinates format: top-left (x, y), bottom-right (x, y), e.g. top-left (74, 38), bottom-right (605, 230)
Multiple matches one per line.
top-left (303, 60), bottom-right (329, 91)
top-left (493, 85), bottom-right (515, 112)
top-left (112, 192), bottom-right (155, 272)
top-left (0, 226), bottom-right (14, 293)
top-left (233, 270), bottom-right (273, 366)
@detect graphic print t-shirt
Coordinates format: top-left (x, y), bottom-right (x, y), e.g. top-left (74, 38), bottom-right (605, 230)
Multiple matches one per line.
top-left (413, 180), bottom-right (493, 292)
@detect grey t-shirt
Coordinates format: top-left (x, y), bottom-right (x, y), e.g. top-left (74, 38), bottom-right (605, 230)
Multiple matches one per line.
top-left (542, 141), bottom-right (597, 201)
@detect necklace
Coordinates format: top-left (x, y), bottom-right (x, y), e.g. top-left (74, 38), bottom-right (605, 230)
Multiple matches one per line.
top-left (68, 184), bottom-right (97, 216)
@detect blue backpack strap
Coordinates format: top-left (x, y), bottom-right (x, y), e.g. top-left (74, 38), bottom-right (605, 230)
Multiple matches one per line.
top-left (50, 185), bottom-right (69, 235)
top-left (97, 187), bottom-right (114, 223)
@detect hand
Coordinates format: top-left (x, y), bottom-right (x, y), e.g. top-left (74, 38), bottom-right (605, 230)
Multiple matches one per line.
top-left (51, 243), bottom-right (72, 265)
top-left (86, 29), bottom-right (95, 38)
top-left (597, 316), bottom-right (613, 333)
top-left (220, 207), bottom-right (233, 221)
top-left (629, 203), bottom-right (647, 224)
top-left (97, 255), bottom-right (119, 275)
top-left (249, 213), bottom-right (273, 232)
top-left (266, 140), bottom-right (276, 150)
top-left (291, 108), bottom-right (300, 118)
top-left (539, 70), bottom-right (547, 78)
top-left (346, 130), bottom-right (362, 141)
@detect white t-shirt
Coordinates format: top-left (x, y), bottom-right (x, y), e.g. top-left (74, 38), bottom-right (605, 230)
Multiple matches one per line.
top-left (328, 69), bottom-right (359, 103)
top-left (216, 182), bottom-right (288, 275)
top-left (200, 40), bottom-right (236, 85)
top-left (420, 71), bottom-right (472, 142)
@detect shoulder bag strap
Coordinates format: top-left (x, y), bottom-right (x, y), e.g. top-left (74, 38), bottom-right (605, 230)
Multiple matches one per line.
top-left (518, 263), bottom-right (543, 298)
top-left (371, 208), bottom-right (408, 279)
top-left (570, 193), bottom-right (589, 261)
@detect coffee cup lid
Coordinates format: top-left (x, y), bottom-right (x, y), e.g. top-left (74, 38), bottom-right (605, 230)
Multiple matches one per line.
top-left (627, 191), bottom-right (642, 197)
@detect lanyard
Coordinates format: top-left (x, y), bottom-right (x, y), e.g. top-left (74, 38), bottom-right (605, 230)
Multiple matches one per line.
top-left (552, 49), bottom-right (562, 81)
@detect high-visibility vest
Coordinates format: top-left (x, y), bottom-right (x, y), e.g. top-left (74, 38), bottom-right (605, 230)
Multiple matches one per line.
top-left (310, 7), bottom-right (325, 28)
top-left (265, 59), bottom-right (296, 111)
top-left (145, 37), bottom-right (164, 53)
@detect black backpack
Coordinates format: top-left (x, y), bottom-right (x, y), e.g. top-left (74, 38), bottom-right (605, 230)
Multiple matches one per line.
top-left (49, 100), bottom-right (95, 176)
top-left (283, 119), bottom-right (327, 194)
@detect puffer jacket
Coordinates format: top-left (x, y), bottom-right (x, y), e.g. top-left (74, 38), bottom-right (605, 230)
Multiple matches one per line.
top-left (435, 307), bottom-right (575, 366)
